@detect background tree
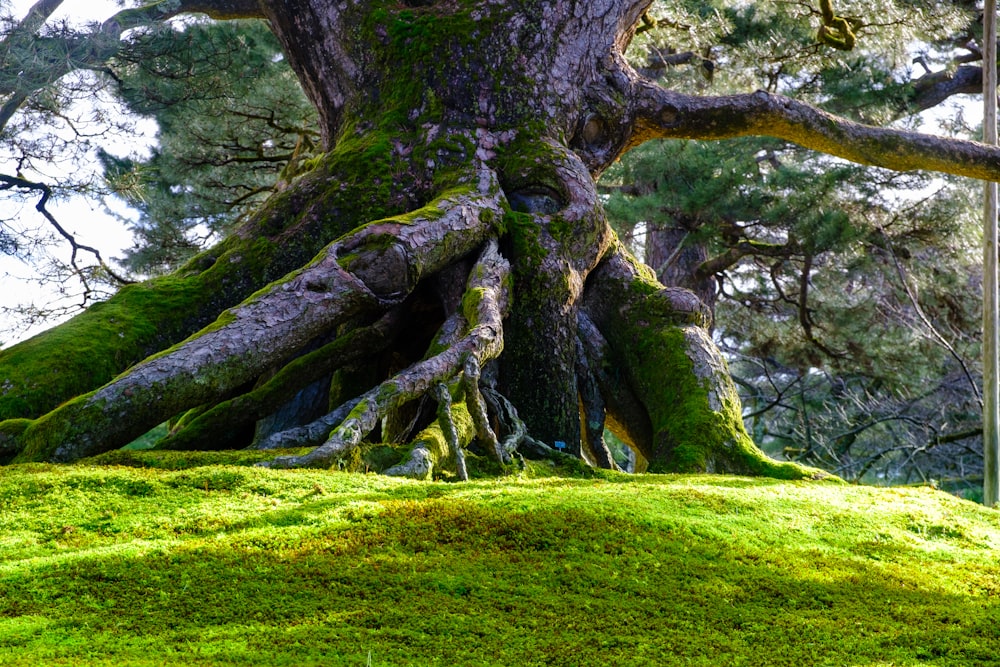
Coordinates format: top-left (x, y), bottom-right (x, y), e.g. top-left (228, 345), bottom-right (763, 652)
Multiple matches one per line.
top-left (2, 0), bottom-right (1000, 483)
top-left (0, 0), bottom-right (145, 329)
top-left (101, 18), bottom-right (318, 275)
top-left (604, 0), bottom-right (990, 493)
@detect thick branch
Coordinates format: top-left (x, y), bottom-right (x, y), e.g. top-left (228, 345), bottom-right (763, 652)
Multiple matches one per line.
top-left (102, 0), bottom-right (264, 30)
top-left (695, 240), bottom-right (795, 279)
top-left (910, 65), bottom-right (982, 114)
top-left (632, 82), bottom-right (1000, 182)
top-left (0, 0), bottom-right (263, 134)
top-left (10, 0), bottom-right (64, 35)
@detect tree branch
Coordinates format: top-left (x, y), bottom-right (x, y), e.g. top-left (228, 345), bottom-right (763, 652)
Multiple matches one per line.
top-left (909, 64), bottom-right (982, 114)
top-left (12, 0), bottom-right (65, 34)
top-left (0, 174), bottom-right (133, 289)
top-left (0, 0), bottom-right (264, 135)
top-left (632, 82), bottom-right (1000, 182)
top-left (695, 240), bottom-right (796, 278)
top-left (101, 0), bottom-right (264, 32)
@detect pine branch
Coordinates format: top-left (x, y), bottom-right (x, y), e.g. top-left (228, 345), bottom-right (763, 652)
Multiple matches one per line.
top-left (632, 82), bottom-right (1000, 182)
top-left (0, 0), bottom-right (264, 135)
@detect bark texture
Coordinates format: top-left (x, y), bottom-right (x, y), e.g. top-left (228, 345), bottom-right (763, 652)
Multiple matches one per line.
top-left (5, 0), bottom-right (998, 478)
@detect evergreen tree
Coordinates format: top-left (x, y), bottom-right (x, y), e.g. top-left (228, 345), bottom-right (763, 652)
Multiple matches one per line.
top-left (101, 19), bottom-right (318, 275)
top-left (605, 0), bottom-right (987, 488)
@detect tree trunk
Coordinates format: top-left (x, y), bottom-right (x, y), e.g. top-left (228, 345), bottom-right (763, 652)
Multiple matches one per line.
top-left (5, 0), bottom-right (998, 478)
top-left (645, 218), bottom-right (718, 317)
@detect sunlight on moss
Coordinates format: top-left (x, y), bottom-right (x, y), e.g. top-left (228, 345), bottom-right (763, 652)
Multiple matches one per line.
top-left (0, 456), bottom-right (998, 666)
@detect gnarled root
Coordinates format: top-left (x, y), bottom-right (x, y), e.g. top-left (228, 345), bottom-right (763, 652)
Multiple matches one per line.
top-left (6, 176), bottom-right (504, 463)
top-left (584, 241), bottom-right (829, 479)
top-left (153, 310), bottom-right (403, 451)
top-left (575, 333), bottom-right (617, 470)
top-left (259, 238), bottom-right (511, 473)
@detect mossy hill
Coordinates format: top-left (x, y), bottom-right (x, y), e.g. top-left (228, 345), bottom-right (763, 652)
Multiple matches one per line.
top-left (1, 450), bottom-right (997, 666)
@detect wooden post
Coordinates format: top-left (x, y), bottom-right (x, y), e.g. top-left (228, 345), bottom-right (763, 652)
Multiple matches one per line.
top-left (984, 0), bottom-right (999, 507)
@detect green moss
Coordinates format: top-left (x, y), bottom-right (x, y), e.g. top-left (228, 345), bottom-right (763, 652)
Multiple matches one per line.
top-left (83, 447), bottom-right (314, 469)
top-left (0, 461), bottom-right (998, 666)
top-left (460, 286), bottom-right (488, 322)
top-left (620, 311), bottom-right (823, 479)
top-left (392, 401), bottom-right (476, 480)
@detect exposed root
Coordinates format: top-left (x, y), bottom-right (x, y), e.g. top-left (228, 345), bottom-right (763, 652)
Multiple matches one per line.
top-left (476, 384), bottom-right (561, 462)
top-left (583, 241), bottom-right (827, 479)
top-left (435, 383), bottom-right (468, 481)
top-left (575, 333), bottom-right (617, 470)
top-left (462, 356), bottom-right (509, 465)
top-left (259, 238), bottom-right (510, 470)
top-left (481, 386), bottom-right (528, 458)
top-left (576, 309), bottom-right (652, 458)
top-left (156, 310), bottom-right (402, 451)
top-left (7, 177), bottom-right (503, 463)
top-left (382, 401), bottom-right (476, 480)
top-left (251, 397), bottom-right (362, 450)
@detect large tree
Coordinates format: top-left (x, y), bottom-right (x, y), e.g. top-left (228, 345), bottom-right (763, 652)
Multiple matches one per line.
top-left (2, 0), bottom-right (1000, 479)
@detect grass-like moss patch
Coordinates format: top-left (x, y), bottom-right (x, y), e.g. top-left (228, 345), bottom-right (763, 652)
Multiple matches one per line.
top-left (0, 453), bottom-right (998, 665)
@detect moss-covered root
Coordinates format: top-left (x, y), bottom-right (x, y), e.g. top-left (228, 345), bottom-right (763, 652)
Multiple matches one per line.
top-left (584, 242), bottom-right (831, 480)
top-left (7, 185), bottom-right (503, 464)
top-left (0, 143), bottom-right (425, 424)
top-left (153, 311), bottom-right (402, 451)
top-left (260, 238), bottom-right (511, 470)
top-left (635, 324), bottom-right (822, 478)
top-left (383, 401), bottom-right (476, 480)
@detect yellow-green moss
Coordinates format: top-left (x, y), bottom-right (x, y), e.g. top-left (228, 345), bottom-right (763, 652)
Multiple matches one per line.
top-left (400, 402), bottom-right (475, 480)
top-left (594, 261), bottom-right (826, 480)
top-left (622, 315), bottom-right (826, 479)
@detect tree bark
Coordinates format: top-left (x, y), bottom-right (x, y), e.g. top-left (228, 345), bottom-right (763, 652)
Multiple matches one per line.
top-left (4, 0), bottom-right (1000, 478)
top-left (645, 220), bottom-right (717, 317)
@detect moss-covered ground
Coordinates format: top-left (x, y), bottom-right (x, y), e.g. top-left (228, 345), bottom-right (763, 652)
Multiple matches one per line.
top-left (1, 450), bottom-right (998, 666)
